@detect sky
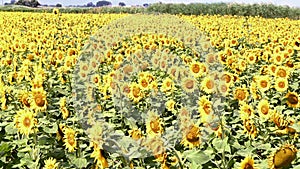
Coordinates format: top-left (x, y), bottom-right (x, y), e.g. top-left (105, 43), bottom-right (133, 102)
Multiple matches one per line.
top-left (3, 0), bottom-right (300, 7)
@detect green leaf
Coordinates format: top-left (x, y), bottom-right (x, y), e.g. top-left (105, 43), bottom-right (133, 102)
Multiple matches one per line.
top-left (73, 158), bottom-right (87, 168)
top-left (43, 123), bottom-right (58, 134)
top-left (184, 150), bottom-right (212, 165)
top-left (0, 143), bottom-right (11, 157)
top-left (5, 123), bottom-right (17, 135)
top-left (212, 137), bottom-right (230, 153)
top-left (19, 146), bottom-right (31, 153)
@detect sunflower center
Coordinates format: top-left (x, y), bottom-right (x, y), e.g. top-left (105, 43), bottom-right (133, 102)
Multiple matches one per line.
top-left (203, 103), bottom-right (211, 115)
top-left (244, 163), bottom-right (254, 169)
top-left (123, 86), bottom-right (130, 94)
top-left (22, 96), bottom-right (31, 108)
top-left (277, 69), bottom-right (287, 78)
top-left (191, 64), bottom-right (200, 73)
top-left (23, 117), bottom-right (31, 128)
top-left (141, 79), bottom-right (148, 88)
top-left (132, 86), bottom-right (141, 98)
top-left (221, 74), bottom-right (231, 83)
top-left (35, 94), bottom-right (45, 107)
top-left (93, 77), bottom-right (99, 84)
top-left (186, 126), bottom-right (200, 143)
top-left (276, 56), bottom-right (282, 62)
top-left (67, 135), bottom-right (75, 146)
top-left (260, 80), bottom-right (268, 88)
top-left (185, 79), bottom-right (194, 89)
top-left (236, 90), bottom-right (246, 101)
top-left (221, 84), bottom-right (227, 92)
top-left (150, 120), bottom-right (161, 134)
top-left (261, 105), bottom-right (269, 115)
top-left (278, 81), bottom-right (285, 88)
top-left (206, 80), bottom-right (214, 89)
top-left (287, 94), bottom-right (298, 105)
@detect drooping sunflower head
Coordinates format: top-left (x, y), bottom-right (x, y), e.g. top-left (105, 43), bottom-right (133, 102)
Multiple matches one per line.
top-left (19, 90), bottom-right (31, 108)
top-left (268, 144), bottom-right (297, 169)
top-left (146, 111), bottom-right (164, 137)
top-left (180, 124), bottom-right (201, 149)
top-left (198, 96), bottom-right (213, 123)
top-left (243, 119), bottom-right (257, 139)
top-left (285, 91), bottom-right (300, 108)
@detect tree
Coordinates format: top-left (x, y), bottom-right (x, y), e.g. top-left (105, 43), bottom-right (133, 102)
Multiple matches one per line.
top-left (15, 0), bottom-right (40, 7)
top-left (56, 3), bottom-right (62, 7)
top-left (96, 1), bottom-right (111, 7)
top-left (143, 3), bottom-right (149, 7)
top-left (87, 2), bottom-right (95, 7)
top-left (119, 2), bottom-right (125, 6)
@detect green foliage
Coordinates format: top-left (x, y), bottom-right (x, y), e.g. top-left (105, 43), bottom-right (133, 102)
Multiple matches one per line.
top-left (1, 3), bottom-right (300, 19)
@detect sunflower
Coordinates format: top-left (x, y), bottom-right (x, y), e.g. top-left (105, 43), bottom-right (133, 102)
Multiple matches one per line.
top-left (255, 75), bottom-right (271, 92)
top-left (198, 96), bottom-right (213, 123)
top-left (246, 54), bottom-right (257, 64)
top-left (161, 77), bottom-right (175, 94)
top-left (128, 82), bottom-right (144, 103)
top-left (181, 124), bottom-right (201, 149)
top-left (220, 72), bottom-right (233, 85)
top-left (285, 92), bottom-right (300, 108)
top-left (91, 142), bottom-right (109, 169)
top-left (205, 52), bottom-right (217, 64)
top-left (19, 90), bottom-right (31, 108)
top-left (239, 156), bottom-right (258, 169)
top-left (274, 78), bottom-right (288, 92)
top-left (63, 127), bottom-right (77, 152)
top-left (275, 66), bottom-right (290, 78)
top-left (239, 102), bottom-right (254, 121)
top-left (189, 61), bottom-right (207, 78)
top-left (181, 77), bottom-right (197, 93)
top-left (138, 76), bottom-right (150, 90)
top-left (268, 144), bottom-right (297, 169)
top-left (269, 64), bottom-right (277, 76)
top-left (14, 109), bottom-right (37, 136)
top-left (146, 111), bottom-right (164, 137)
top-left (30, 88), bottom-right (47, 112)
top-left (243, 119), bottom-right (257, 139)
top-left (165, 99), bottom-right (176, 112)
top-left (217, 82), bottom-right (230, 96)
top-left (257, 99), bottom-right (271, 120)
top-left (234, 87), bottom-right (249, 102)
top-left (271, 53), bottom-right (285, 65)
top-left (43, 157), bottom-right (59, 169)
top-left (201, 76), bottom-right (215, 94)
top-left (128, 128), bottom-right (143, 141)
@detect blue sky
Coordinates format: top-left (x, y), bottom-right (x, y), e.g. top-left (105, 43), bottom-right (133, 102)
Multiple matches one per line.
top-left (3, 0), bottom-right (300, 7)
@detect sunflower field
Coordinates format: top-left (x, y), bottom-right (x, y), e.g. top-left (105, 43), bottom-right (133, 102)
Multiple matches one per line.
top-left (0, 8), bottom-right (300, 169)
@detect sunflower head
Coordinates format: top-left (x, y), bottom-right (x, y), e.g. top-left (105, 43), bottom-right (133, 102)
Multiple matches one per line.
top-left (43, 157), bottom-right (59, 169)
top-left (285, 92), bottom-right (299, 108)
top-left (240, 156), bottom-right (257, 169)
top-left (180, 124), bottom-right (201, 149)
top-left (269, 144), bottom-right (297, 169)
